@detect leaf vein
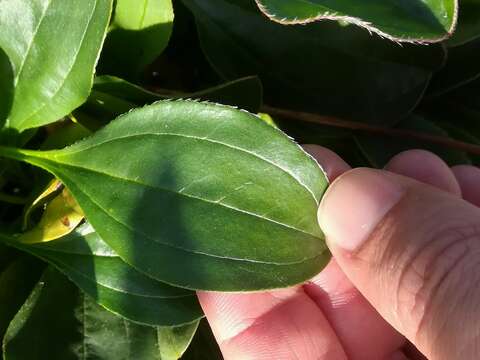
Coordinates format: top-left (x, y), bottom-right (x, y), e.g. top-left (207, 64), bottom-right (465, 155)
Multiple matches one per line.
top-left (53, 166), bottom-right (323, 266)
top-left (57, 131), bottom-right (319, 203)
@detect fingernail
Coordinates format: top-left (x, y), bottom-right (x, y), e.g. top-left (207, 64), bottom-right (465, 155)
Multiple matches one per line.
top-left (318, 169), bottom-right (405, 251)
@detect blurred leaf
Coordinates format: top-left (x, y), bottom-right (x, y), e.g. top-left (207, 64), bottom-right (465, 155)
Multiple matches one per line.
top-left (255, 0), bottom-right (457, 43)
top-left (183, 0), bottom-right (445, 124)
top-left (99, 0), bottom-right (174, 81)
top-left (9, 223), bottom-right (203, 326)
top-left (40, 121), bottom-right (93, 150)
top-left (435, 121), bottom-right (480, 164)
top-left (0, 0), bottom-right (112, 132)
top-left (447, 0), bottom-right (480, 46)
top-left (355, 115), bottom-right (471, 168)
top-left (427, 0), bottom-right (480, 96)
top-left (3, 267), bottom-right (199, 360)
top-left (157, 322), bottom-right (200, 359)
top-left (0, 254), bottom-right (44, 342)
top-left (427, 38), bottom-right (480, 96)
top-left (4, 100), bottom-right (330, 291)
top-left (181, 320), bottom-right (223, 360)
top-left (77, 75), bottom-right (263, 125)
top-left (0, 47), bottom-right (13, 129)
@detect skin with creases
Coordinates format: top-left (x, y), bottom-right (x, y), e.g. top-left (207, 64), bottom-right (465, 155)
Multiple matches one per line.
top-left (199, 146), bottom-right (480, 360)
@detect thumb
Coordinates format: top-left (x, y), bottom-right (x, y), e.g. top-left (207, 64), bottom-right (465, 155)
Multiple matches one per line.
top-left (318, 168), bottom-right (480, 360)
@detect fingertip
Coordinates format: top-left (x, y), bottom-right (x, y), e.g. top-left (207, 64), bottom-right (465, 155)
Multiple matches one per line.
top-left (302, 144), bottom-right (351, 181)
top-left (451, 165), bottom-right (480, 207)
top-left (318, 168), bottom-right (405, 252)
top-left (385, 150), bottom-right (461, 196)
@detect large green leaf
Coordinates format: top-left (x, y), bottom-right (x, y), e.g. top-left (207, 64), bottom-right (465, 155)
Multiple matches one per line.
top-left (255, 0), bottom-right (457, 43)
top-left (98, 0), bottom-right (174, 81)
top-left (0, 0), bottom-right (112, 132)
top-left (183, 0), bottom-right (445, 124)
top-left (8, 223), bottom-right (203, 326)
top-left (0, 100), bottom-right (330, 291)
top-left (3, 267), bottom-right (199, 360)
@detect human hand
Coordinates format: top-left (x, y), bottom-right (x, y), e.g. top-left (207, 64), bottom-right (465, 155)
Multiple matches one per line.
top-left (197, 145), bottom-right (480, 360)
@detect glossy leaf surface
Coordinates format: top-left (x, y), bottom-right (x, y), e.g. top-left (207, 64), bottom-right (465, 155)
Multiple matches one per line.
top-left (255, 0), bottom-right (457, 43)
top-left (99, 0), bottom-right (174, 80)
top-left (11, 100), bottom-right (330, 291)
top-left (12, 223), bottom-right (203, 326)
top-left (3, 267), bottom-right (199, 360)
top-left (0, 0), bottom-right (112, 131)
top-left (183, 0), bottom-right (445, 124)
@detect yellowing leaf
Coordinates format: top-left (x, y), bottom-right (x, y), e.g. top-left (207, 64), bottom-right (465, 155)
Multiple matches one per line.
top-left (20, 188), bottom-right (84, 244)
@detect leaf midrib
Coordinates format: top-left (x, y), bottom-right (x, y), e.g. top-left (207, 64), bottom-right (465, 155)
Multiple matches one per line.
top-left (57, 164), bottom-right (324, 266)
top-left (16, 0), bottom-right (99, 129)
top-left (53, 159), bottom-right (320, 240)
top-left (54, 131), bottom-right (320, 203)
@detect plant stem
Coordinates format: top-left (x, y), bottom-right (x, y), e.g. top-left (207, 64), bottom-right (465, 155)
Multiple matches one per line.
top-left (0, 145), bottom-right (43, 164)
top-left (262, 106), bottom-right (480, 156)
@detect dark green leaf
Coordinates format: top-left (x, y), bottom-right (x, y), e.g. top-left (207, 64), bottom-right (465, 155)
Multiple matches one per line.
top-left (3, 267), bottom-right (199, 360)
top-left (182, 320), bottom-right (223, 360)
top-left (0, 47), bottom-right (13, 129)
top-left (183, 0), bottom-right (445, 124)
top-left (4, 100), bottom-right (330, 291)
top-left (255, 0), bottom-right (457, 43)
top-left (77, 75), bottom-right (263, 125)
top-left (428, 0), bottom-right (480, 96)
top-left (355, 115), bottom-right (471, 168)
top-left (98, 0), bottom-right (174, 81)
top-left (447, 0), bottom-right (480, 46)
top-left (427, 38), bottom-right (480, 96)
top-left (0, 0), bottom-right (112, 132)
top-left (10, 223), bottom-right (203, 326)
top-left (0, 252), bottom-right (44, 341)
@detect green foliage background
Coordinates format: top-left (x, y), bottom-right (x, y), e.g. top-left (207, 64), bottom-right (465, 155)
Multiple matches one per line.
top-left (0, 0), bottom-right (479, 358)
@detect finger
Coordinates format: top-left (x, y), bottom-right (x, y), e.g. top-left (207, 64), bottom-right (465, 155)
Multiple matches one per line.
top-left (197, 145), bottom-right (350, 360)
top-left (319, 168), bottom-right (480, 359)
top-left (304, 260), bottom-right (406, 360)
top-left (302, 144), bottom-right (350, 181)
top-left (198, 290), bottom-right (347, 359)
top-left (451, 165), bottom-right (480, 206)
top-left (385, 150), bottom-right (461, 196)
top-left (304, 147), bottom-right (405, 359)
